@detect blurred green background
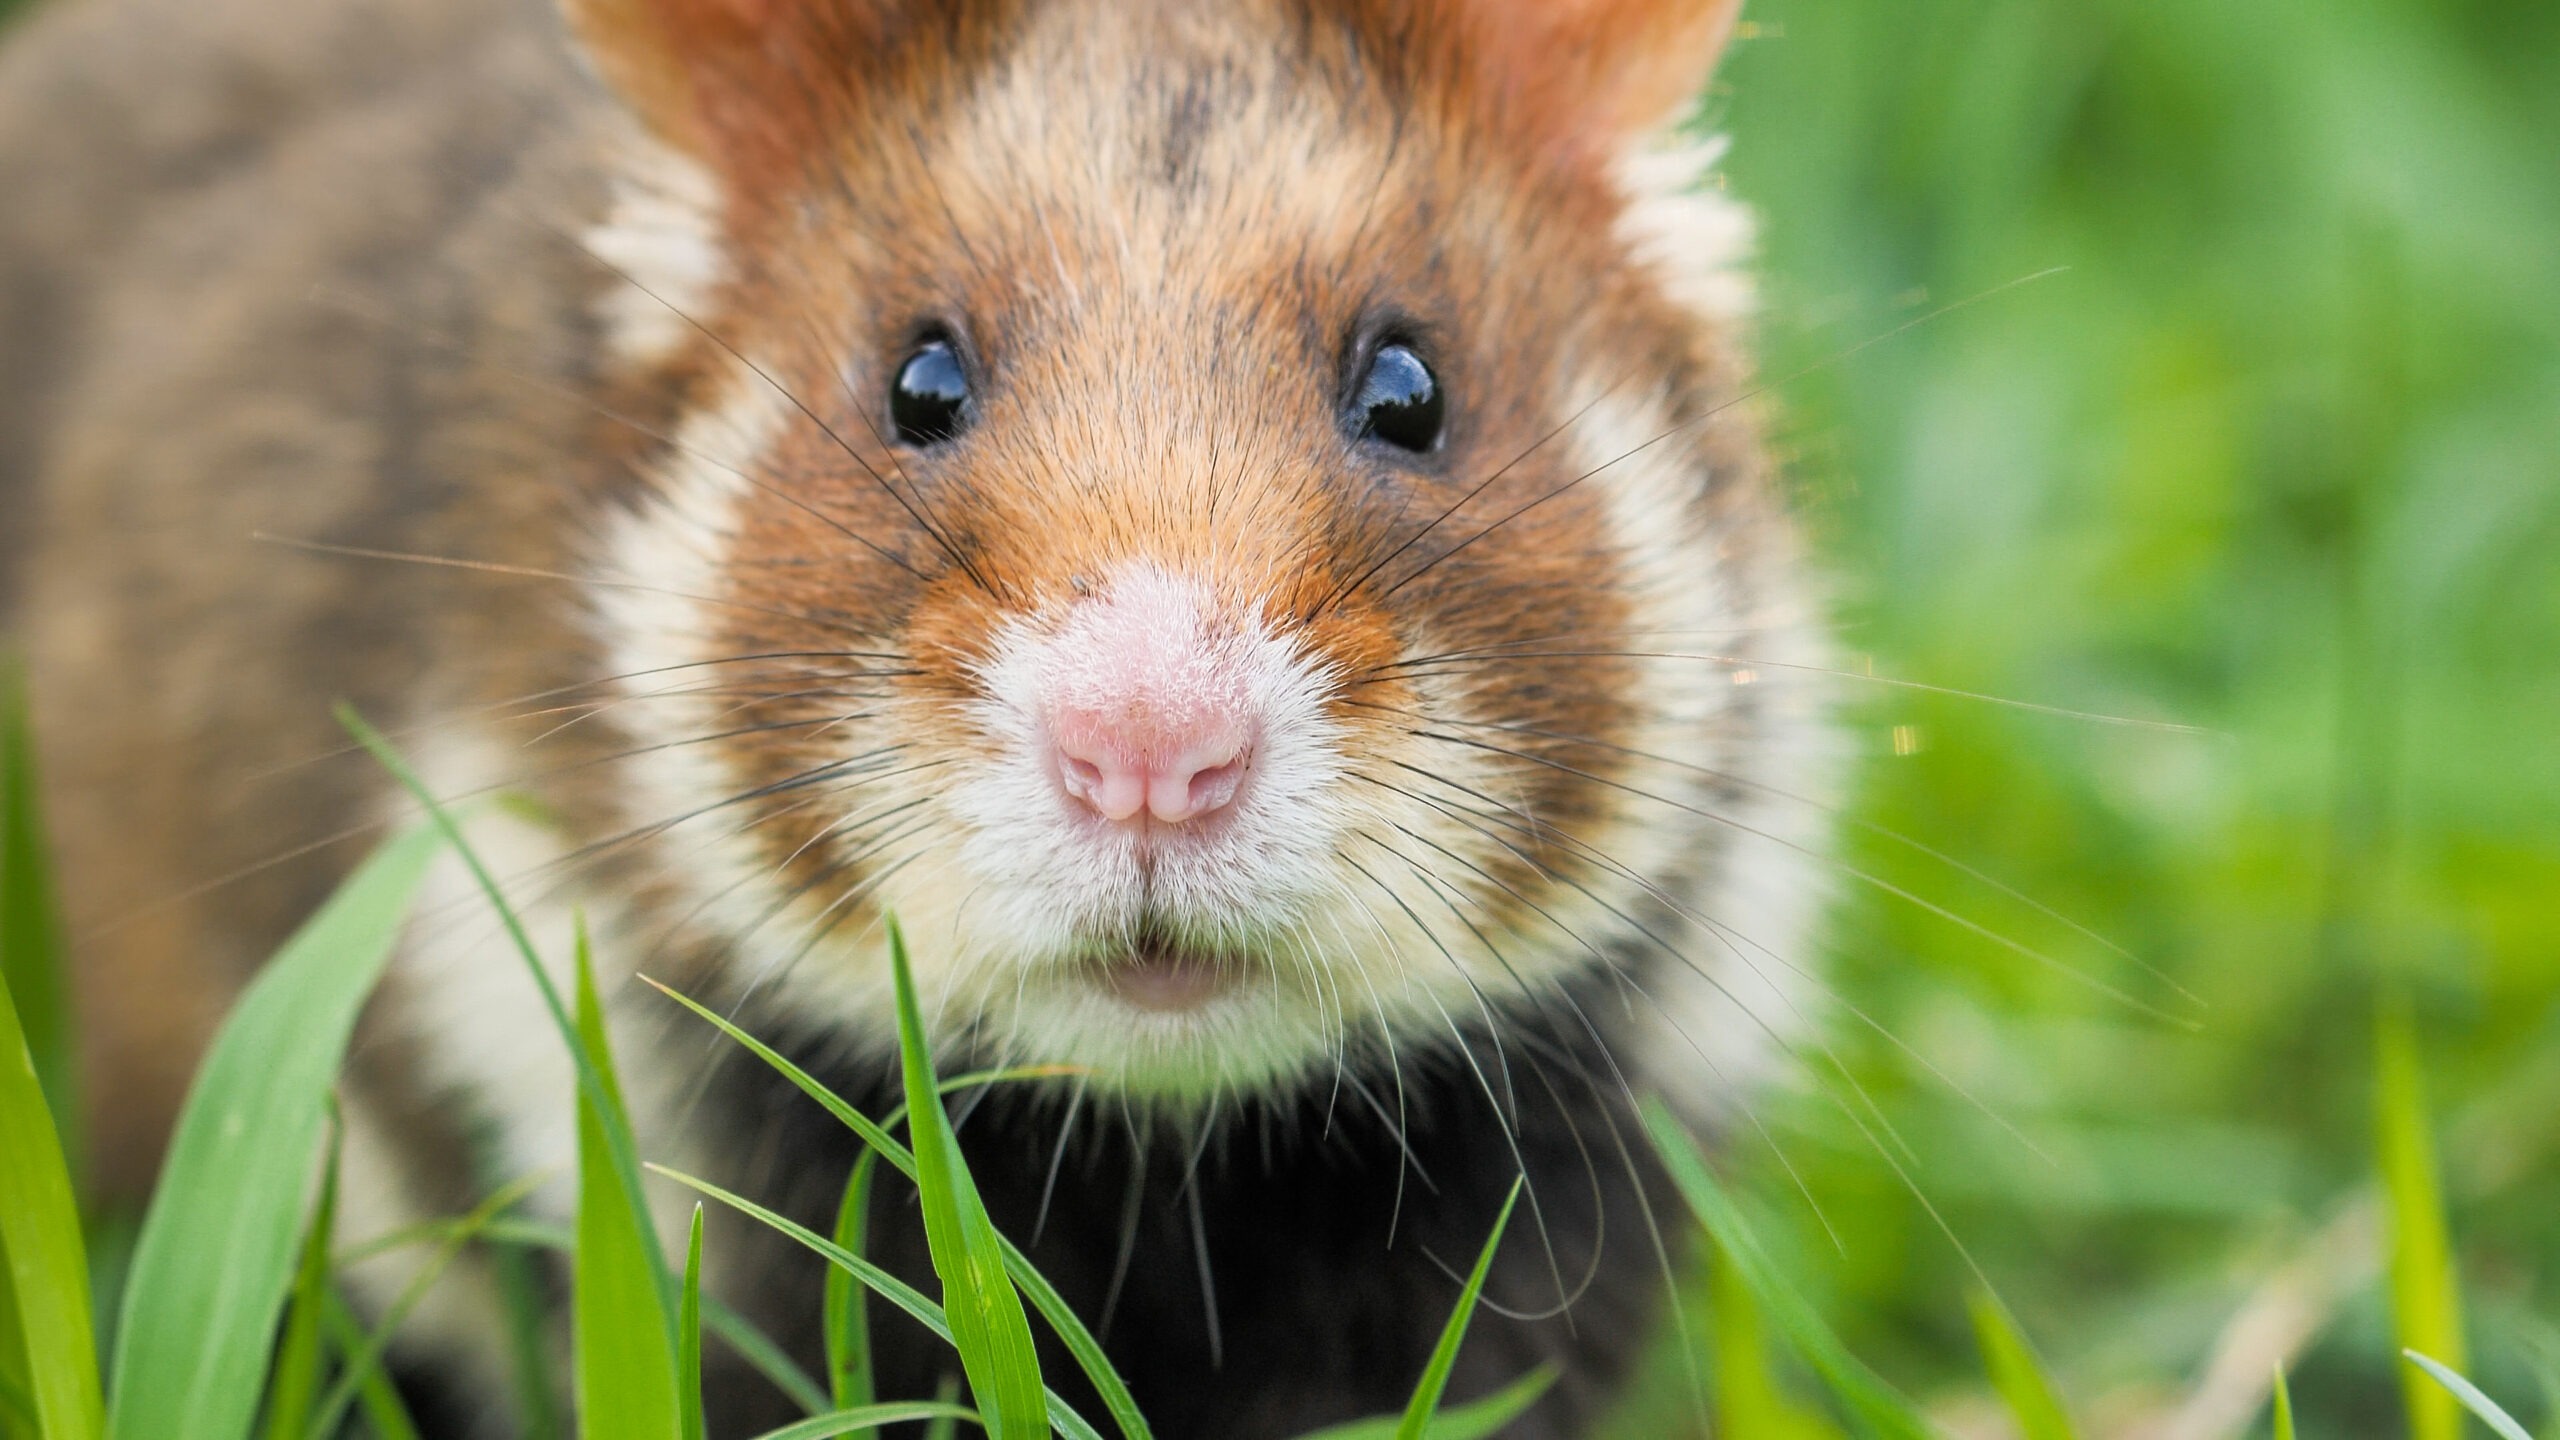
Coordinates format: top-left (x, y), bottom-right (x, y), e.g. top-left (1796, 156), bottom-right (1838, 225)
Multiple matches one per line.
top-left (1642, 0), bottom-right (2560, 1432)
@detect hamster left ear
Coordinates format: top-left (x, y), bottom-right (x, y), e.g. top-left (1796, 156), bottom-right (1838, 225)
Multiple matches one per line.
top-left (1460, 0), bottom-right (1746, 138)
top-left (559, 0), bottom-right (876, 175)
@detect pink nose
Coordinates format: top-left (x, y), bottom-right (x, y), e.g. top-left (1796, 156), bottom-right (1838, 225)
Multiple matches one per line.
top-left (1038, 572), bottom-right (1258, 827)
top-left (1052, 722), bottom-right (1249, 824)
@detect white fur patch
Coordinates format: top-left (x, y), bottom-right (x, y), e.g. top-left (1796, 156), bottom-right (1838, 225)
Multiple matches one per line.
top-left (1568, 386), bottom-right (1839, 1121)
top-left (335, 726), bottom-right (718, 1390)
top-left (584, 131), bottom-right (727, 366)
top-left (1613, 136), bottom-right (1757, 328)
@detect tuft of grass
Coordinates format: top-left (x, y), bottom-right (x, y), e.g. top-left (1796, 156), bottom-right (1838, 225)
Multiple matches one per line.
top-left (1283, 1180), bottom-right (1550, 1440)
top-left (1390, 1178), bottom-right (1523, 1440)
top-left (1641, 1098), bottom-right (1933, 1440)
top-left (645, 977), bottom-right (1148, 1440)
top-left (2376, 999), bottom-right (2466, 1440)
top-left (1707, 1242), bottom-right (1842, 1440)
top-left (320, 1293), bottom-right (423, 1440)
top-left (825, 1149), bottom-right (880, 1427)
top-left (104, 820), bottom-right (441, 1440)
top-left (572, 919), bottom-right (685, 1440)
top-left (645, 1163), bottom-right (1110, 1440)
top-left (1, 655), bottom-right (101, 1440)
top-left (0, 658), bottom-right (72, 1160)
top-left (678, 1205), bottom-right (707, 1440)
top-left (748, 1400), bottom-right (985, 1439)
top-left (887, 917), bottom-right (1047, 1438)
top-left (1966, 1287), bottom-right (2077, 1440)
top-left (1289, 1365), bottom-right (1558, 1440)
top-left (0, 857), bottom-right (101, 1440)
top-left (303, 1173), bottom-right (545, 1439)
top-left (261, 1117), bottom-right (341, 1440)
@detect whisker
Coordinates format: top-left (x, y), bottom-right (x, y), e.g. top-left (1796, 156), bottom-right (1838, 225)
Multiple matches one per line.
top-left (1031, 1078), bottom-right (1089, 1247)
top-left (248, 533), bottom-right (881, 638)
top-left (1369, 759), bottom-right (2043, 1172)
top-left (1348, 697), bottom-right (2194, 1002)
top-left (1404, 728), bottom-right (2201, 1025)
top-left (230, 651), bottom-right (913, 784)
top-left (1372, 267), bottom-right (2070, 603)
top-left (1361, 647), bottom-right (2212, 735)
top-left (304, 283), bottom-right (934, 584)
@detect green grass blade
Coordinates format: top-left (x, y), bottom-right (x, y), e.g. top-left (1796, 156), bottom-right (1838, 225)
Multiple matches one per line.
top-left (346, 1195), bottom-right (823, 1422)
top-left (1, 656), bottom-right (74, 1161)
top-left (827, 1151), bottom-right (879, 1420)
top-left (645, 978), bottom-right (1152, 1440)
top-left (492, 1236), bottom-right (567, 1440)
top-left (925, 1376), bottom-right (964, 1440)
top-left (573, 923), bottom-right (684, 1440)
top-left (2403, 1351), bottom-right (2532, 1440)
top-left (1966, 1288), bottom-right (2076, 1440)
top-left (1708, 1242), bottom-right (1842, 1440)
top-left (305, 1172), bottom-right (546, 1439)
top-left (0, 1368), bottom-right (34, 1439)
top-left (681, 1205), bottom-right (708, 1440)
top-left (1288, 1364), bottom-right (1559, 1440)
top-left (1640, 1099), bottom-right (1934, 1440)
top-left (262, 1117), bottom-right (339, 1440)
top-left (1390, 1177), bottom-right (1523, 1440)
top-left (747, 1402), bottom-right (985, 1440)
top-left (319, 1296), bottom-right (422, 1440)
top-left (106, 821), bottom-right (441, 1440)
top-left (887, 920), bottom-right (1046, 1439)
top-left (0, 904), bottom-right (102, 1440)
top-left (649, 1166), bottom-right (1108, 1440)
top-left (341, 710), bottom-right (674, 1312)
top-left (652, 1167), bottom-right (951, 1341)
top-left (2271, 1365), bottom-right (2296, 1440)
top-left (2376, 1000), bottom-right (2465, 1440)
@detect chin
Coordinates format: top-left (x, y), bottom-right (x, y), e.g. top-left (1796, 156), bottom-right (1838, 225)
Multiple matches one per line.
top-left (991, 948), bottom-right (1347, 1104)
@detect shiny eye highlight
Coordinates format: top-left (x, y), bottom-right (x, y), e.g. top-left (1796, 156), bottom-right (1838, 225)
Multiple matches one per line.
top-left (1352, 342), bottom-right (1444, 454)
top-left (890, 337), bottom-right (971, 447)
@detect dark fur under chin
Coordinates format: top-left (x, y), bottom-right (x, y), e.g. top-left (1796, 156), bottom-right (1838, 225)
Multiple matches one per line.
top-left (636, 984), bottom-right (1689, 1440)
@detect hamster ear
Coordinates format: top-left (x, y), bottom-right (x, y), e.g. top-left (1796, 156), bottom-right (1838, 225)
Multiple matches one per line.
top-left (1459, 0), bottom-right (1746, 139)
top-left (559, 0), bottom-right (861, 164)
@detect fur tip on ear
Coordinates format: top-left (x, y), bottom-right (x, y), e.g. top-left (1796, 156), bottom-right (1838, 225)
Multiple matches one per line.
top-left (1468, 0), bottom-right (1746, 139)
top-left (558, 0), bottom-right (849, 167)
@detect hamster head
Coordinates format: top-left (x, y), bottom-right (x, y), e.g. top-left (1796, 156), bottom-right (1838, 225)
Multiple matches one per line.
top-left (573, 0), bottom-right (1825, 1101)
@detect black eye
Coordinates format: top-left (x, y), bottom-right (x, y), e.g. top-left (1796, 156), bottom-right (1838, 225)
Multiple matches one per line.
top-left (890, 338), bottom-right (971, 447)
top-left (1353, 343), bottom-right (1444, 454)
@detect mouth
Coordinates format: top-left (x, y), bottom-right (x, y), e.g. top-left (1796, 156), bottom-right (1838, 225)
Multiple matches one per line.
top-left (1093, 931), bottom-right (1245, 1014)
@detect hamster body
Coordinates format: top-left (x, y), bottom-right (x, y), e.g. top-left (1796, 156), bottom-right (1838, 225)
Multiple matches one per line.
top-left (0, 0), bottom-right (1834, 1434)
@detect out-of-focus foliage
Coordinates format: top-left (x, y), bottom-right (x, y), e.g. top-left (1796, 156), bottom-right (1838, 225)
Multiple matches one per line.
top-left (1660, 0), bottom-right (2560, 1431)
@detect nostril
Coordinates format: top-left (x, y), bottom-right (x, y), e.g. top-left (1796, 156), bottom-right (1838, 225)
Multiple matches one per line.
top-left (1055, 741), bottom-right (1149, 822)
top-left (1182, 756), bottom-right (1248, 818)
top-left (1060, 753), bottom-right (1105, 794)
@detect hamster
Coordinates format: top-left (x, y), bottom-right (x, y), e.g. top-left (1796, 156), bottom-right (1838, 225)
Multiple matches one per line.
top-left (0, 0), bottom-right (1834, 1433)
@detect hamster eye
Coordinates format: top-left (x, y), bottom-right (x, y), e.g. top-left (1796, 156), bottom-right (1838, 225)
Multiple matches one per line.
top-left (1353, 343), bottom-right (1444, 454)
top-left (889, 338), bottom-right (971, 447)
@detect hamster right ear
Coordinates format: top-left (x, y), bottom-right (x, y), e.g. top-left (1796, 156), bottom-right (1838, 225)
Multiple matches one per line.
top-left (559, 0), bottom-right (872, 172)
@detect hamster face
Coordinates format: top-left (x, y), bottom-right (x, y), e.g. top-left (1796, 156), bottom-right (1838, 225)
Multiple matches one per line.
top-left (588, 0), bottom-right (1820, 1100)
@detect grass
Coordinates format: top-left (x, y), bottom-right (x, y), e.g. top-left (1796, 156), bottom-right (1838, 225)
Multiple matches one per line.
top-left (10, 710), bottom-right (2523, 1440)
